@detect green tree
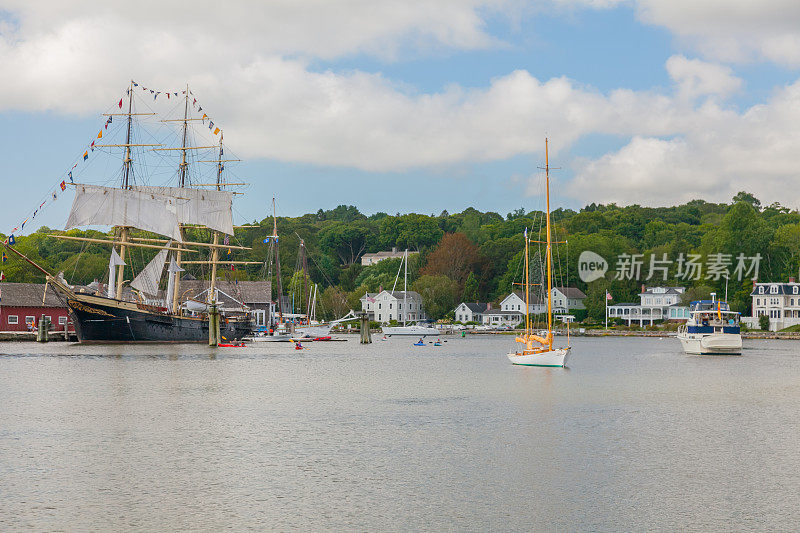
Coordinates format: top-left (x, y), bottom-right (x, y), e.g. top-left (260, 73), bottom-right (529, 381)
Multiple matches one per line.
top-left (412, 274), bottom-right (459, 320)
top-left (759, 314), bottom-right (769, 331)
top-left (462, 272), bottom-right (479, 302)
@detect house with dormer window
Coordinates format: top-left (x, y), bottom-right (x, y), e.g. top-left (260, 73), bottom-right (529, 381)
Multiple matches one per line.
top-left (743, 280), bottom-right (800, 331)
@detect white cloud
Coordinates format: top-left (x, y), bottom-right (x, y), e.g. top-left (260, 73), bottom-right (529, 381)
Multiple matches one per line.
top-left (666, 55), bottom-right (742, 99)
top-left (633, 0), bottom-right (800, 67)
top-left (2, 0), bottom-right (800, 211)
top-left (569, 80), bottom-right (800, 207)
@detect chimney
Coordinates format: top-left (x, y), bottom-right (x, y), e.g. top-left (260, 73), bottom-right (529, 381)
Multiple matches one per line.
top-left (641, 284), bottom-right (646, 294)
top-left (487, 302), bottom-right (492, 311)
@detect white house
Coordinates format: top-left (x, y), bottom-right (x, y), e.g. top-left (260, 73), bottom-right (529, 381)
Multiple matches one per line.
top-left (551, 286), bottom-right (587, 312)
top-left (360, 248), bottom-right (419, 266)
top-left (360, 290), bottom-right (427, 323)
top-left (743, 281), bottom-right (800, 331)
top-left (607, 286), bottom-right (688, 326)
top-left (481, 309), bottom-right (524, 327)
top-left (499, 291), bottom-right (546, 315)
top-left (454, 302), bottom-right (490, 323)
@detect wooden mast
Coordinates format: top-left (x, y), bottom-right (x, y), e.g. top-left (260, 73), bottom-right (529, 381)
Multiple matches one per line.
top-left (544, 138), bottom-right (553, 351)
top-left (525, 228), bottom-right (530, 340)
top-left (115, 80), bottom-right (135, 300)
top-left (272, 197), bottom-right (284, 325)
top-left (171, 84), bottom-right (190, 314)
top-left (208, 136), bottom-right (223, 305)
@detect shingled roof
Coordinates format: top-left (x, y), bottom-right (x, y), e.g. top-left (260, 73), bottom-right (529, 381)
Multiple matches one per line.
top-left (0, 283), bottom-right (66, 308)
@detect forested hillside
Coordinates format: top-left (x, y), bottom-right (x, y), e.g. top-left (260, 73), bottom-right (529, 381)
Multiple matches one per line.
top-left (3, 192), bottom-right (798, 321)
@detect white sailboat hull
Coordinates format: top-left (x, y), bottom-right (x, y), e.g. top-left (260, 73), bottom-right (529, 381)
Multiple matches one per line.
top-left (507, 347), bottom-right (570, 367)
top-left (248, 334), bottom-right (292, 342)
top-left (294, 325), bottom-right (332, 338)
top-left (678, 332), bottom-right (742, 355)
top-left (382, 325), bottom-right (440, 336)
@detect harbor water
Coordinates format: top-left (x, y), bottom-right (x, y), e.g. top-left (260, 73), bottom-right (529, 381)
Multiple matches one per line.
top-left (1, 336), bottom-right (798, 531)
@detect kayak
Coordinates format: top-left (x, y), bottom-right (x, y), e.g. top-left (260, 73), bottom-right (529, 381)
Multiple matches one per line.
top-left (313, 336), bottom-right (332, 341)
top-left (218, 343), bottom-right (246, 347)
top-left (413, 342), bottom-right (425, 346)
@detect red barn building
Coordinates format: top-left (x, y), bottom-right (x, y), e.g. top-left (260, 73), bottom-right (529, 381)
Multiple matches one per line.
top-left (0, 283), bottom-right (72, 332)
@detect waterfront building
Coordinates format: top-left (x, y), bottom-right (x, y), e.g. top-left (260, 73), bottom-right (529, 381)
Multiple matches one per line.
top-left (360, 248), bottom-right (419, 266)
top-left (454, 302), bottom-right (490, 323)
top-left (360, 290), bottom-right (427, 323)
top-left (607, 286), bottom-right (688, 326)
top-left (742, 280), bottom-right (800, 331)
top-left (550, 286), bottom-right (587, 312)
top-left (499, 291), bottom-right (546, 315)
top-left (179, 280), bottom-right (272, 327)
top-left (0, 283), bottom-right (72, 332)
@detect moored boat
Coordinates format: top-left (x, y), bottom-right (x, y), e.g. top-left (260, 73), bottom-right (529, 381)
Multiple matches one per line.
top-left (677, 297), bottom-right (742, 355)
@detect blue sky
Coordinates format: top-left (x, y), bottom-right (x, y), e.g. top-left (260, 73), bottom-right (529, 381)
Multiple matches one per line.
top-left (2, 1), bottom-right (800, 234)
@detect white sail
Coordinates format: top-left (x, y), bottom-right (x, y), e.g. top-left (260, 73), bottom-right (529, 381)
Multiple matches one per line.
top-left (165, 256), bottom-right (185, 310)
top-left (66, 185), bottom-right (182, 240)
top-left (131, 186), bottom-right (234, 235)
top-left (130, 240), bottom-right (172, 296)
top-left (107, 249), bottom-right (126, 298)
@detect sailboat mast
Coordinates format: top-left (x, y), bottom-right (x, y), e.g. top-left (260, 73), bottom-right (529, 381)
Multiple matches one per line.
top-left (525, 229), bottom-right (530, 337)
top-left (404, 249), bottom-right (408, 326)
top-left (545, 138), bottom-right (553, 350)
top-left (273, 197), bottom-right (284, 324)
top-left (115, 80), bottom-right (135, 300)
top-left (172, 84), bottom-right (190, 313)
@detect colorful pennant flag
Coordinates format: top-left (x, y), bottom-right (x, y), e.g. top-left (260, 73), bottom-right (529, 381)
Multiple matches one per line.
top-left (208, 121), bottom-right (214, 130)
top-left (60, 180), bottom-right (66, 191)
top-left (1, 252), bottom-right (6, 263)
top-left (8, 235), bottom-right (15, 245)
top-left (90, 140), bottom-right (95, 151)
top-left (118, 98), bottom-right (123, 109)
top-left (213, 128), bottom-right (220, 135)
top-left (53, 192), bottom-right (57, 200)
top-left (97, 130), bottom-right (102, 139)
top-left (0, 272), bottom-right (5, 282)
top-left (83, 151), bottom-right (88, 161)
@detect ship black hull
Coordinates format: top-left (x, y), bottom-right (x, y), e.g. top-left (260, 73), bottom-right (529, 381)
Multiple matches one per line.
top-left (67, 297), bottom-right (252, 343)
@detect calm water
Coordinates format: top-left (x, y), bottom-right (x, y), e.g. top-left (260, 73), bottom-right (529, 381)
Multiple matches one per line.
top-left (0, 335), bottom-right (798, 531)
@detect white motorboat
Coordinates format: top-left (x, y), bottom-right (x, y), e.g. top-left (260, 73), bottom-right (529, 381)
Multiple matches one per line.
top-left (677, 296), bottom-right (741, 355)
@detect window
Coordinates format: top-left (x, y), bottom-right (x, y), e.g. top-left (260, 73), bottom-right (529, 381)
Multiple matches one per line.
top-left (389, 303), bottom-right (392, 309)
top-left (25, 316), bottom-right (35, 325)
top-left (771, 285), bottom-right (778, 294)
top-left (8, 315), bottom-right (18, 325)
top-left (794, 286), bottom-right (799, 295)
top-left (58, 316), bottom-right (68, 325)
top-left (378, 303), bottom-right (381, 309)
top-left (758, 286), bottom-right (764, 294)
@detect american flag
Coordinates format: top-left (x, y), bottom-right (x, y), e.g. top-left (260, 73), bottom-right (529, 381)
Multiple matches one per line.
top-left (223, 235), bottom-right (230, 245)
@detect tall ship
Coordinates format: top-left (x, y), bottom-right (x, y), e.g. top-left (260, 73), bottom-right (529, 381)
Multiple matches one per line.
top-left (507, 138), bottom-right (571, 367)
top-left (677, 295), bottom-right (742, 355)
top-left (4, 81), bottom-right (255, 343)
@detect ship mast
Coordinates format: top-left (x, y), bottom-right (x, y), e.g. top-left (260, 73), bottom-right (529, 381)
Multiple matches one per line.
top-left (115, 80), bottom-right (136, 299)
top-left (272, 197), bottom-right (284, 324)
top-left (544, 138), bottom-right (553, 350)
top-left (207, 132), bottom-right (223, 306)
top-left (171, 85), bottom-right (190, 313)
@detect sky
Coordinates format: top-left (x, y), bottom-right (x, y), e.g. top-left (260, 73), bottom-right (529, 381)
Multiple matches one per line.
top-left (3, 0), bottom-right (800, 233)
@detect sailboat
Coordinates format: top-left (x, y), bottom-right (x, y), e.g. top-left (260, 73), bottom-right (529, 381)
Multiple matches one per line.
top-left (4, 81), bottom-right (255, 343)
top-left (249, 197), bottom-right (292, 342)
top-left (507, 139), bottom-right (571, 367)
top-left (381, 249), bottom-right (439, 336)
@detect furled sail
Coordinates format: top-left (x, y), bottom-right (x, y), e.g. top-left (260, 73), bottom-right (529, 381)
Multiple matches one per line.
top-left (107, 248), bottom-right (126, 298)
top-left (66, 185), bottom-right (182, 240)
top-left (130, 240), bottom-right (172, 296)
top-left (131, 186), bottom-right (234, 235)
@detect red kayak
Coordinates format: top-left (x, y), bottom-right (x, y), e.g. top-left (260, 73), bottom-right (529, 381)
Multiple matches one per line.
top-left (218, 342), bottom-right (246, 347)
top-left (313, 336), bottom-right (332, 341)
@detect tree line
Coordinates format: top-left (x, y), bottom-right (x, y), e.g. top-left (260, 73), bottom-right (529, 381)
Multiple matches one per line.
top-left (3, 191), bottom-right (798, 322)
